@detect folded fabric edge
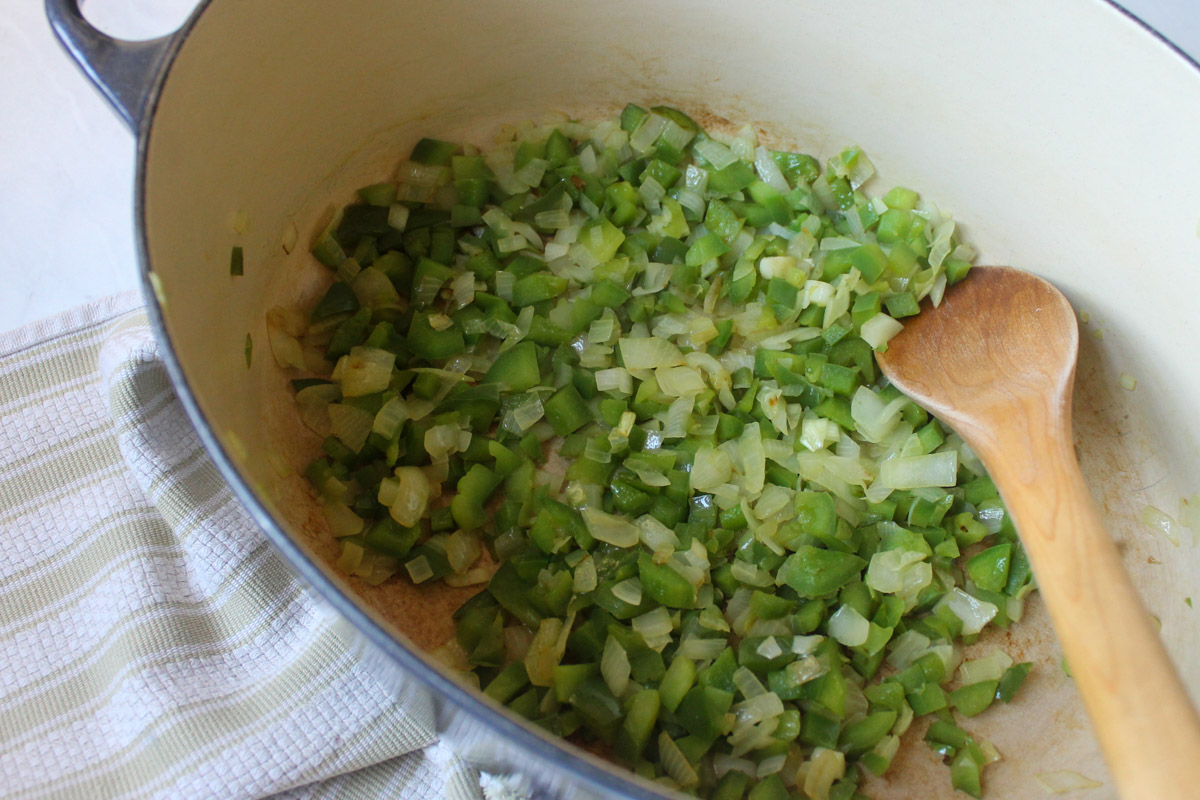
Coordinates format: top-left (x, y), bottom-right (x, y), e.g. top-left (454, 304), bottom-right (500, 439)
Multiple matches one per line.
top-left (0, 292), bottom-right (143, 359)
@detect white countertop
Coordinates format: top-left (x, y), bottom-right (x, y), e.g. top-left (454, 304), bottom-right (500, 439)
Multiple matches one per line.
top-left (3, 1), bottom-right (1197, 333)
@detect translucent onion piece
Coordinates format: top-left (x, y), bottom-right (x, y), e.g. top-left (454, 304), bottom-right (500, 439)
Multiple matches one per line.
top-left (958, 650), bottom-right (1014, 685)
top-left (524, 617), bottom-right (567, 687)
top-left (632, 607), bottom-right (673, 641)
top-left (601, 636), bottom-right (631, 697)
top-left (328, 403), bottom-right (374, 453)
top-left (582, 507), bottom-right (640, 548)
top-left (336, 539), bottom-right (365, 573)
top-left (323, 502), bottom-right (364, 538)
top-left (940, 587), bottom-right (999, 635)
top-left (802, 748), bottom-right (846, 800)
top-left (1140, 504), bottom-right (1182, 546)
top-left (677, 636), bottom-right (727, 661)
top-left (878, 451), bottom-right (959, 490)
top-left (618, 336), bottom-right (685, 369)
top-left (887, 630), bottom-right (932, 671)
top-left (659, 732), bottom-right (699, 788)
top-left (1034, 771), bottom-right (1104, 794)
top-left (334, 347), bottom-right (396, 397)
top-left (612, 577), bottom-right (644, 606)
top-left (828, 604), bottom-right (870, 647)
top-left (390, 466), bottom-right (430, 528)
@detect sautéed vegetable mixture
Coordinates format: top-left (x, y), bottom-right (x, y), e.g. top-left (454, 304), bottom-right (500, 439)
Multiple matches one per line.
top-left (270, 105), bottom-right (1036, 799)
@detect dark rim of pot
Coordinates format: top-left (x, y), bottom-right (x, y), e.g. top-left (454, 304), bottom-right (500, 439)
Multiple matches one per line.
top-left (132, 0), bottom-right (1197, 796)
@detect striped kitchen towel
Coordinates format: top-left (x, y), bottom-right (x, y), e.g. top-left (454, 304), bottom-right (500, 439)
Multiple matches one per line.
top-left (0, 294), bottom-right (486, 799)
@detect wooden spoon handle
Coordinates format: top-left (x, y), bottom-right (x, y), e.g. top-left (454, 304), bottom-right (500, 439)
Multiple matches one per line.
top-left (973, 414), bottom-right (1200, 799)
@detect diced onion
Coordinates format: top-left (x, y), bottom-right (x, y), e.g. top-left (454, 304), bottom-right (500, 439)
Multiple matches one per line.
top-left (733, 666), bottom-right (767, 700)
top-left (593, 367), bottom-right (632, 395)
top-left (828, 604), bottom-right (870, 647)
top-left (655, 365), bottom-right (708, 397)
top-left (1034, 771), bottom-right (1104, 793)
top-left (1140, 504), bottom-right (1182, 546)
top-left (713, 754), bottom-right (756, 779)
top-left (699, 605), bottom-right (731, 633)
top-left (731, 559), bottom-right (772, 588)
top-left (352, 266), bottom-right (402, 309)
top-left (939, 587), bottom-right (999, 635)
top-left (323, 502), bottom-right (364, 538)
top-left (373, 396), bottom-right (409, 438)
top-left (1179, 494), bottom-right (1200, 536)
top-left (618, 336), bottom-right (684, 369)
top-left (755, 637), bottom-right (784, 660)
top-left (406, 555), bottom-right (433, 584)
top-left (788, 656), bottom-right (828, 686)
top-left (396, 160), bottom-right (447, 186)
top-left (802, 748), bottom-right (846, 800)
top-left (445, 530), bottom-right (481, 574)
top-left (295, 382), bottom-right (340, 437)
top-left (850, 386), bottom-right (907, 443)
top-left (729, 717), bottom-right (780, 757)
top-left (425, 423), bottom-right (469, 463)
top-left (387, 204), bottom-right (409, 231)
top-left (887, 630), bottom-right (932, 671)
top-left (390, 466), bottom-right (430, 527)
top-left (958, 650), bottom-right (1014, 685)
top-left (494, 270), bottom-right (514, 301)
top-left (630, 113), bottom-right (668, 153)
top-left (754, 146), bottom-right (790, 193)
top-left (866, 550), bottom-right (933, 598)
top-left (503, 394), bottom-right (545, 435)
top-left (861, 313), bottom-right (905, 349)
top-left (612, 577), bottom-right (643, 605)
top-left (445, 567), bottom-right (491, 588)
top-left (677, 636), bottom-right (727, 660)
top-left (450, 271), bottom-right (476, 310)
top-left (601, 636), bottom-right (631, 696)
top-left (659, 732), bottom-right (699, 788)
top-left (632, 607), bottom-right (673, 641)
top-left (879, 452), bottom-right (959, 490)
top-left (638, 175), bottom-right (666, 212)
top-left (333, 347), bottom-right (396, 397)
top-left (692, 446), bottom-right (733, 492)
top-left (792, 635), bottom-right (824, 656)
top-left (739, 422), bottom-right (766, 496)
top-left (573, 556), bottom-right (598, 594)
top-left (694, 137), bottom-right (737, 170)
top-left (662, 395), bottom-right (695, 439)
top-left (582, 507), bottom-right (640, 547)
top-left (336, 539), bottom-right (364, 573)
top-left (266, 318), bottom-right (307, 370)
top-left (633, 262), bottom-right (673, 296)
top-left (328, 403), bottom-right (374, 453)
top-left (735, 692), bottom-right (784, 726)
top-left (525, 617), bottom-right (567, 687)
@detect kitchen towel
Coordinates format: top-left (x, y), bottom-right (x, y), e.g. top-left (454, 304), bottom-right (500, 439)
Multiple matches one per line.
top-left (0, 294), bottom-right (488, 799)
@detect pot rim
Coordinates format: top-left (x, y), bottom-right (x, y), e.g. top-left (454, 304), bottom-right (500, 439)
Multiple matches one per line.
top-left (130, 0), bottom-right (1199, 795)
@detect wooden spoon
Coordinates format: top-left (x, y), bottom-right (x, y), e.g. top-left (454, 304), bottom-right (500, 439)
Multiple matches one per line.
top-left (877, 266), bottom-right (1200, 798)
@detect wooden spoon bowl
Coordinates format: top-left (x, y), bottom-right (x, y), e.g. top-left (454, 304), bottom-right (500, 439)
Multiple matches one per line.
top-left (877, 266), bottom-right (1200, 799)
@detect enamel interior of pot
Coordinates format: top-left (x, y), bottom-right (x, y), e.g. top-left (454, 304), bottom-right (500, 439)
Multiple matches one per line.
top-left (140, 1), bottom-right (1200, 796)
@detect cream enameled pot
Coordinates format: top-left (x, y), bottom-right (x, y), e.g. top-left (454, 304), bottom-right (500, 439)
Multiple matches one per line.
top-left (49, 1), bottom-right (1200, 797)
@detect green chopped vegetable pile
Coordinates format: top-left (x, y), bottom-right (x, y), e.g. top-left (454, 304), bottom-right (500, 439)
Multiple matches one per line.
top-left (273, 104), bottom-right (1038, 799)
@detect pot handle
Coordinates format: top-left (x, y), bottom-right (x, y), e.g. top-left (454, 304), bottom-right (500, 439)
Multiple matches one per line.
top-left (44, 0), bottom-right (183, 132)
